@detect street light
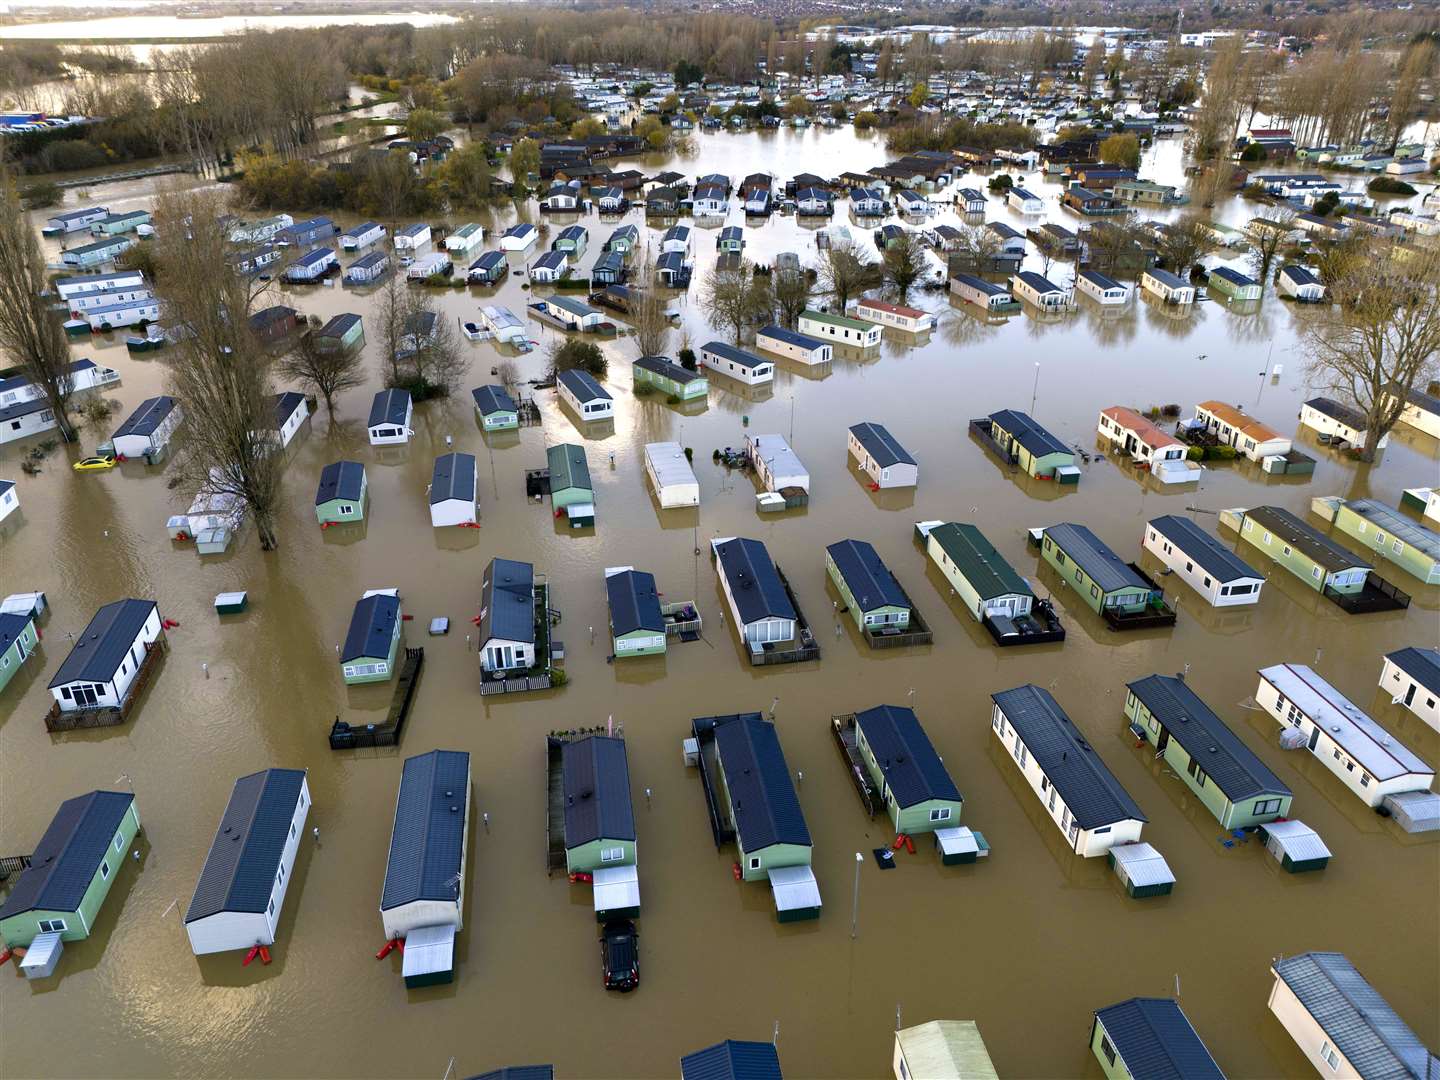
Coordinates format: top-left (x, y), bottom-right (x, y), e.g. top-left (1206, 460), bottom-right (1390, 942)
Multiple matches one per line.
top-left (1030, 361), bottom-right (1040, 413)
top-left (851, 851), bottom-right (863, 939)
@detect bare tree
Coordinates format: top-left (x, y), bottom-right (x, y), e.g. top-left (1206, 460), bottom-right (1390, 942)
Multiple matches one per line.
top-left (1248, 206), bottom-right (1296, 292)
top-left (1304, 242), bottom-right (1440, 461)
top-left (399, 294), bottom-right (465, 396)
top-left (772, 264), bottom-right (813, 329)
top-left (702, 259), bottom-right (771, 344)
top-left (818, 236), bottom-right (879, 310)
top-left (277, 329), bottom-right (366, 418)
top-left (0, 171), bottom-right (78, 441)
top-left (153, 189), bottom-right (284, 550)
top-left (1155, 215), bottom-right (1214, 278)
top-left (376, 272), bottom-right (407, 385)
top-left (882, 230), bottom-right (929, 303)
top-left (629, 254), bottom-right (672, 358)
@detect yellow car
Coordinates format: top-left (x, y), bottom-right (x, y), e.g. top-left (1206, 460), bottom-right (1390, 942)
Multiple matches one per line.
top-left (72, 455), bottom-right (117, 472)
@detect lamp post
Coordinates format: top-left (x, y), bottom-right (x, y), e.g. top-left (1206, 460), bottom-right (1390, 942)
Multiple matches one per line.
top-left (1030, 361), bottom-right (1040, 413)
top-left (851, 851), bottom-right (863, 939)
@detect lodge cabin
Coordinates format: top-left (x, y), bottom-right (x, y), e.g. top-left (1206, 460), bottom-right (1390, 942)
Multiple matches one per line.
top-left (1125, 673), bottom-right (1293, 828)
top-left (478, 558), bottom-right (537, 677)
top-left (1256, 664), bottom-right (1435, 809)
top-left (1142, 515), bottom-right (1264, 607)
top-left (991, 684), bottom-right (1147, 857)
top-left (184, 768), bottom-right (310, 956)
top-left (47, 599), bottom-right (162, 714)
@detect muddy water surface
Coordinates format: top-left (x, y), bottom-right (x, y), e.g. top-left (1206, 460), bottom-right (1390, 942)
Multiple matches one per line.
top-left (2, 128), bottom-right (1437, 1080)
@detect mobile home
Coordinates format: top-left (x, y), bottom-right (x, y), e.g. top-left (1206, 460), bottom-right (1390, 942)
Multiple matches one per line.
top-left (755, 326), bottom-right (831, 366)
top-left (314, 460), bottom-right (367, 525)
top-left (893, 1022), bottom-right (996, 1080)
top-left (1380, 647), bottom-right (1439, 733)
top-left (1090, 999), bottom-right (1223, 1080)
top-left (854, 298), bottom-right (934, 334)
top-left (393, 223), bottom-right (432, 251)
top-left (429, 452), bottom-right (478, 528)
top-left (950, 273), bottom-right (1018, 313)
top-left (847, 422), bottom-right (918, 488)
top-left (853, 705), bottom-right (963, 835)
top-left (1097, 407), bottom-right (1198, 482)
top-left (826, 539), bottom-right (913, 635)
top-left (341, 592), bottom-right (402, 684)
top-left (1278, 265), bottom-right (1325, 302)
top-left (797, 309), bottom-right (882, 348)
top-left (699, 341), bottom-right (774, 386)
top-left (643, 441), bottom-right (699, 507)
top-left (633, 356), bottom-right (708, 400)
top-left (340, 221), bottom-right (386, 251)
top-left (1299, 397), bottom-right (1385, 450)
top-left (1143, 515), bottom-right (1264, 607)
top-left (1319, 497), bottom-right (1440, 585)
top-left (1141, 268), bottom-right (1196, 305)
top-left (1193, 401), bottom-right (1291, 461)
top-left (710, 537), bottom-right (797, 650)
top-left (1207, 265), bottom-right (1261, 301)
top-left (557, 368), bottom-right (614, 421)
top-left (1040, 523), bottom-right (1171, 623)
top-left (1235, 506), bottom-right (1372, 596)
top-left (444, 223), bottom-right (485, 256)
top-left (563, 736), bottom-right (638, 883)
top-left (1076, 270), bottom-right (1129, 305)
top-left (924, 521), bottom-right (1038, 624)
top-left (112, 396), bottom-right (181, 460)
top-left (746, 433), bottom-right (808, 495)
top-left (471, 385), bottom-right (519, 431)
top-left (710, 714), bottom-right (814, 894)
top-left (47, 599), bottom-right (161, 714)
top-left (477, 558), bottom-right (537, 676)
top-left (980, 409), bottom-right (1078, 481)
top-left (1009, 271), bottom-right (1069, 310)
top-left (548, 443), bottom-right (595, 527)
top-left (605, 569), bottom-right (666, 658)
top-left (367, 388), bottom-right (413, 446)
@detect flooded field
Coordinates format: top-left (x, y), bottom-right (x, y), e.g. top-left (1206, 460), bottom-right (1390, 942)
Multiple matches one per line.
top-left (1, 127), bottom-right (1437, 1079)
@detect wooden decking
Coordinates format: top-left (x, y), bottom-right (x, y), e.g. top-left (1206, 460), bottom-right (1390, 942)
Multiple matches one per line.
top-left (1102, 565), bottom-right (1178, 631)
top-left (862, 579), bottom-right (934, 649)
top-left (545, 737), bottom-right (567, 874)
top-left (662, 600), bottom-right (702, 641)
top-left (750, 564), bottom-right (820, 666)
top-left (0, 854), bottom-right (33, 882)
top-left (969, 418), bottom-right (1018, 470)
top-left (1326, 573), bottom-right (1411, 614)
top-left (831, 715), bottom-right (883, 817)
top-left (44, 635), bottom-right (166, 732)
top-left (690, 718), bottom-right (737, 849)
top-left (328, 647), bottom-right (425, 749)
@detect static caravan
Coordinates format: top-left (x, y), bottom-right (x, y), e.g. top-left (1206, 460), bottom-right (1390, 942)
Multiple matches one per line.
top-left (1268, 953), bottom-right (1438, 1080)
top-left (798, 309), bottom-right (882, 348)
top-left (590, 250), bottom-right (625, 285)
top-left (986, 222), bottom-right (1026, 255)
top-left (367, 388), bottom-right (414, 446)
top-left (62, 236), bottom-right (134, 268)
top-left (471, 385), bottom-right (519, 431)
top-left (93, 211), bottom-right (153, 237)
top-left (633, 356), bottom-right (708, 400)
top-left (345, 251), bottom-right (390, 285)
top-left (1380, 647), bottom-right (1439, 733)
top-left (47, 599), bottom-right (162, 714)
top-left (84, 295), bottom-right (160, 332)
top-left (341, 592), bottom-right (402, 684)
top-left (1125, 673), bottom-right (1293, 828)
top-left (892, 1022), bottom-right (997, 1080)
top-left (603, 224), bottom-right (639, 255)
top-left (1299, 397), bottom-right (1385, 450)
top-left (1390, 385), bottom-right (1440, 440)
top-left (896, 189), bottom-right (931, 217)
top-left (926, 521), bottom-right (1036, 624)
top-left (281, 217), bottom-right (335, 247)
top-left (229, 215), bottom-right (293, 245)
top-left (1143, 515), bottom-right (1264, 607)
top-left (1141, 268), bottom-right (1196, 305)
top-left (699, 341), bottom-right (774, 386)
top-left (795, 187), bottom-right (833, 216)
top-left (709, 714), bottom-right (815, 901)
top-left (660, 225), bottom-right (691, 255)
top-left (1207, 265), bottom-right (1262, 301)
top-left (957, 188), bottom-right (987, 214)
top-left (853, 705), bottom-right (963, 835)
top-left (468, 251), bottom-right (507, 284)
top-left (644, 441), bottom-right (699, 508)
top-left (990, 685), bottom-right (1147, 857)
top-left (1008, 187), bottom-right (1045, 213)
top-left (855, 298), bottom-right (934, 334)
top-left (1097, 407), bottom-right (1198, 482)
top-left (656, 251), bottom-right (692, 288)
top-left (393, 223), bottom-right (432, 251)
top-left (847, 422), bottom-right (917, 488)
top-left (314, 460), bottom-right (367, 525)
top-left (692, 184), bottom-right (728, 216)
top-left (1193, 401), bottom-right (1291, 461)
top-left (548, 443), bottom-right (595, 527)
top-left (982, 409), bottom-right (1078, 481)
top-left (850, 188), bottom-right (885, 216)
top-left (54, 271), bottom-right (145, 302)
top-left (683, 1040), bottom-right (784, 1080)
top-left (1278, 265), bottom-right (1325, 302)
top-left (1236, 506), bottom-right (1372, 596)
top-left (379, 750), bottom-right (470, 987)
top-left (0, 608), bottom-right (36, 694)
top-left (340, 221), bottom-right (385, 251)
top-left (45, 206), bottom-right (109, 234)
top-left (272, 392), bottom-right (309, 449)
top-left (552, 224), bottom-right (587, 257)
top-left (1256, 664), bottom-right (1434, 808)
top-left (755, 326), bottom-right (831, 366)
top-left (1076, 270), bottom-right (1129, 305)
top-left (1040, 523), bottom-right (1170, 623)
top-left (826, 540), bottom-right (913, 636)
top-left (710, 538), bottom-right (797, 651)
top-left (557, 368), bottom-right (614, 421)
top-left (429, 452), bottom-right (478, 528)
top-left (283, 247), bottom-right (337, 283)
top-left (746, 433), bottom-right (808, 495)
top-left (562, 736), bottom-right (639, 916)
top-left (1090, 999), bottom-right (1223, 1080)
top-left (540, 182), bottom-right (580, 212)
top-left (1009, 271), bottom-right (1069, 310)
top-left (1322, 497), bottom-right (1440, 585)
top-left (605, 570), bottom-right (666, 658)
top-left (481, 306), bottom-right (527, 346)
top-left (112, 396), bottom-right (182, 460)
top-left (0, 480), bottom-right (17, 527)
top-left (314, 312), bottom-right (364, 354)
top-left (595, 187), bottom-right (626, 213)
top-left (444, 223), bottom-right (485, 256)
top-left (499, 223), bottom-right (538, 252)
top-left (477, 557), bottom-right (536, 676)
top-left (951, 273), bottom-right (1017, 313)
top-left (536, 294), bottom-right (602, 330)
top-left (716, 226), bottom-right (744, 253)
top-left (406, 252), bottom-right (453, 281)
top-left (184, 769), bottom-right (310, 956)
top-left (66, 284), bottom-right (154, 314)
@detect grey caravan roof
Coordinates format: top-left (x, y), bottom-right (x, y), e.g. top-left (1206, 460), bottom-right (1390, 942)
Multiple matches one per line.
top-left (562, 736), bottom-right (636, 846)
top-left (479, 558), bottom-right (535, 645)
top-left (381, 749), bottom-right (470, 911)
top-left (185, 769), bottom-right (306, 921)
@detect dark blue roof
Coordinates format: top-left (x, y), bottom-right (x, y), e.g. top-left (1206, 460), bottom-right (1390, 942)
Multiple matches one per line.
top-left (430, 452), bottom-right (476, 505)
top-left (1126, 674), bottom-right (1291, 802)
top-left (855, 705), bottom-right (961, 808)
top-left (848, 422), bottom-right (915, 468)
top-left (713, 538), bottom-right (795, 624)
top-left (369, 388), bottom-right (411, 428)
top-left (702, 341), bottom-right (768, 370)
top-left (350, 251), bottom-right (388, 271)
top-left (991, 685), bottom-right (1147, 830)
top-left (634, 355), bottom-right (701, 383)
top-left (317, 312), bottom-right (361, 338)
top-left (113, 396), bottom-right (176, 439)
top-left (1045, 523), bottom-right (1149, 594)
top-left (1210, 265), bottom-right (1256, 288)
top-left (532, 250), bottom-right (566, 270)
top-left (316, 460), bottom-right (365, 504)
top-left (471, 251), bottom-right (506, 271)
top-left (0, 358), bottom-right (95, 396)
top-left (342, 221), bottom-right (382, 238)
top-left (479, 558), bottom-right (535, 646)
top-left (291, 247), bottom-right (334, 268)
top-left (381, 750), bottom-right (470, 911)
top-left (48, 599), bottom-right (156, 687)
top-left (1281, 264), bottom-right (1320, 286)
top-left (758, 325), bottom-right (825, 350)
top-left (471, 385), bottom-right (517, 415)
top-left (606, 569), bottom-right (664, 637)
top-left (274, 391), bottom-right (306, 427)
top-left (1387, 647), bottom-right (1440, 696)
top-left (1148, 515), bottom-right (1262, 584)
top-left (1094, 998), bottom-right (1224, 1080)
top-left (0, 611), bottom-right (32, 654)
top-left (712, 714), bottom-right (810, 850)
top-left (681, 1040), bottom-right (783, 1080)
top-left (657, 251), bottom-right (688, 271)
top-left (562, 736), bottom-right (636, 847)
top-left (468, 1068), bottom-right (553, 1080)
top-left (557, 368), bottom-right (611, 402)
top-left (825, 539), bottom-right (907, 613)
top-left (990, 409), bottom-right (1071, 459)
top-left (0, 791), bottom-right (134, 919)
top-left (185, 769), bottom-right (306, 922)
top-left (342, 593), bottom-right (399, 663)
top-left (1147, 267), bottom-right (1189, 290)
top-left (1015, 271), bottom-right (1063, 294)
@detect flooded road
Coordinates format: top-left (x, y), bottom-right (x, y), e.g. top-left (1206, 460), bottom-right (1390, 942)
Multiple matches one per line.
top-left (2, 127), bottom-right (1437, 1079)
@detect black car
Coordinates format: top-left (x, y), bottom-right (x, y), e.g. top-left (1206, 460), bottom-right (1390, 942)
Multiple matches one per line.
top-left (600, 919), bottom-right (639, 992)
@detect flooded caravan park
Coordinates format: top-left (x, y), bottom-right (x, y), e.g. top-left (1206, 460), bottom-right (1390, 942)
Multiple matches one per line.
top-left (1, 126), bottom-right (1437, 1079)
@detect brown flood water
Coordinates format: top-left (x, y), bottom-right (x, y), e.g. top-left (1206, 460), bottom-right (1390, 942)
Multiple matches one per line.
top-left (2, 127), bottom-right (1437, 1080)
